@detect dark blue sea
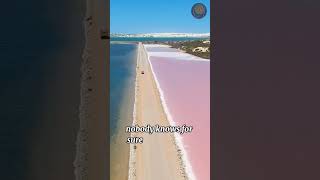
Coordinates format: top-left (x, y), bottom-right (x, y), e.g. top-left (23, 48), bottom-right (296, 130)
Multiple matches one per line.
top-left (0, 0), bottom-right (85, 179)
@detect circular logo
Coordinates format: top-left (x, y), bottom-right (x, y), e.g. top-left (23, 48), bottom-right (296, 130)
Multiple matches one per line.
top-left (191, 3), bottom-right (207, 19)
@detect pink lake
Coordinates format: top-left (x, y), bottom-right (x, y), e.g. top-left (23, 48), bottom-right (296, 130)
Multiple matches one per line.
top-left (146, 45), bottom-right (210, 180)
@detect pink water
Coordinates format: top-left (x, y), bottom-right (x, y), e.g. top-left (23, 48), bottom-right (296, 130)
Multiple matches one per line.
top-left (148, 54), bottom-right (210, 180)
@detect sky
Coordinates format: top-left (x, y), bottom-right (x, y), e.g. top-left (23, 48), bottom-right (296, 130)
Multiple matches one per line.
top-left (110, 0), bottom-right (210, 34)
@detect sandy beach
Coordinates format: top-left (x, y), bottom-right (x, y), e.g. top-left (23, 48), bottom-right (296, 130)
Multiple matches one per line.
top-left (129, 43), bottom-right (186, 180)
top-left (110, 43), bottom-right (137, 180)
top-left (74, 0), bottom-right (108, 179)
top-left (143, 44), bottom-right (210, 180)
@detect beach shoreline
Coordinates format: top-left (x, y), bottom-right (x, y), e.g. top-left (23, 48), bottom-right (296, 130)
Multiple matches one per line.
top-left (110, 43), bottom-right (137, 180)
top-left (128, 43), bottom-right (188, 180)
top-left (145, 44), bottom-right (210, 180)
top-left (74, 0), bottom-right (108, 179)
top-left (110, 83), bottom-right (135, 180)
top-left (145, 46), bottom-right (197, 180)
top-left (127, 46), bottom-right (139, 180)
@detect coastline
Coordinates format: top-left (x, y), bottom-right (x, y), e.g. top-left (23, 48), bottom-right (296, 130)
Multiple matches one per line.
top-left (145, 47), bottom-right (197, 180)
top-left (145, 44), bottom-right (210, 180)
top-left (110, 82), bottom-right (135, 180)
top-left (129, 43), bottom-right (187, 180)
top-left (110, 44), bottom-right (137, 180)
top-left (128, 48), bottom-right (139, 180)
top-left (110, 41), bottom-right (139, 45)
top-left (74, 12), bottom-right (91, 180)
top-left (74, 0), bottom-right (108, 179)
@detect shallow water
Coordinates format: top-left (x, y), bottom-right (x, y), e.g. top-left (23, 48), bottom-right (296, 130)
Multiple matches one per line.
top-left (110, 43), bottom-right (137, 136)
top-left (0, 0), bottom-right (85, 179)
top-left (110, 43), bottom-right (137, 180)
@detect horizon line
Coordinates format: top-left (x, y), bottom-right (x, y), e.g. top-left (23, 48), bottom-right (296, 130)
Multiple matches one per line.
top-left (110, 32), bottom-right (210, 34)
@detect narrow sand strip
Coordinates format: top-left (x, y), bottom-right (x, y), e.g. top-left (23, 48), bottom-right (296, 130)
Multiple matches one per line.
top-left (145, 45), bottom-right (210, 180)
top-left (74, 0), bottom-right (108, 179)
top-left (130, 43), bottom-right (186, 180)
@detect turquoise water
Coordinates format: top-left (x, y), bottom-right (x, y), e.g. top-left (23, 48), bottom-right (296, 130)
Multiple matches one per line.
top-left (110, 43), bottom-right (137, 136)
top-left (111, 37), bottom-right (209, 42)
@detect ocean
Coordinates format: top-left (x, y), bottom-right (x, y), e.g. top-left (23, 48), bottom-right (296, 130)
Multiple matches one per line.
top-left (0, 0), bottom-right (85, 179)
top-left (110, 42), bottom-right (137, 180)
